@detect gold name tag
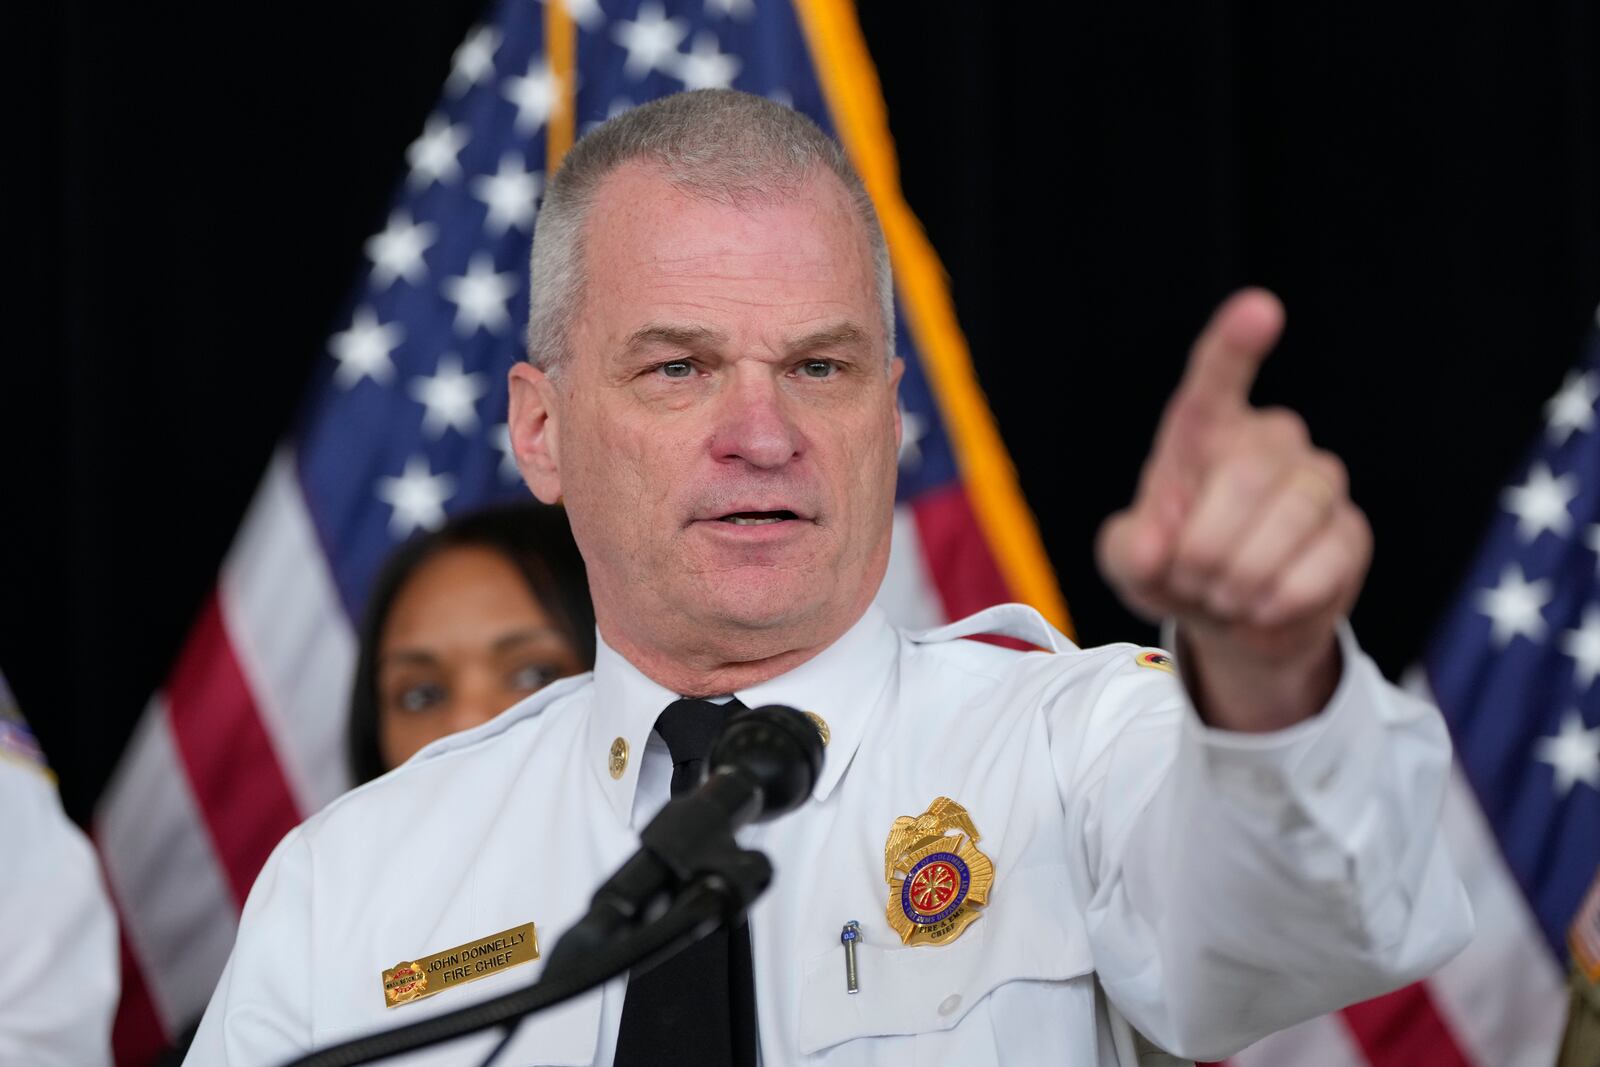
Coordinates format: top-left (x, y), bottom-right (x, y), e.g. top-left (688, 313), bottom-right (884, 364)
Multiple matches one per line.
top-left (381, 921), bottom-right (539, 1008)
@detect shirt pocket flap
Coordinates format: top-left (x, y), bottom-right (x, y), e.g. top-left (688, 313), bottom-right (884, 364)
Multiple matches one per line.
top-left (797, 863), bottom-right (1092, 1055)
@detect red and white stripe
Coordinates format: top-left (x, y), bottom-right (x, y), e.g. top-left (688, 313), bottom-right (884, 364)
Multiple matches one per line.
top-left (94, 452), bottom-right (356, 1062)
top-left (884, 484), bottom-right (1014, 631)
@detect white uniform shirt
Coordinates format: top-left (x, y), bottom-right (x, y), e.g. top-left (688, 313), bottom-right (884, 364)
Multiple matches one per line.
top-left (0, 743), bottom-right (119, 1066)
top-left (188, 604), bottom-right (1473, 1065)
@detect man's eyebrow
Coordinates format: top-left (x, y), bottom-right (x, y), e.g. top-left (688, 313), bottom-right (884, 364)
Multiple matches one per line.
top-left (622, 323), bottom-right (730, 353)
top-left (784, 322), bottom-right (871, 355)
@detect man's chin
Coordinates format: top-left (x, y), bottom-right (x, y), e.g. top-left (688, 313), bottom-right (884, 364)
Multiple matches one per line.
top-left (705, 596), bottom-right (816, 634)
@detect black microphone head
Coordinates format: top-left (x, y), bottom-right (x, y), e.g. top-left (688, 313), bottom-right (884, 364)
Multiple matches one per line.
top-left (709, 704), bottom-right (825, 820)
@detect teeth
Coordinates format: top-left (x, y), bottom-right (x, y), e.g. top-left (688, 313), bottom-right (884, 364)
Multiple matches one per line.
top-left (727, 516), bottom-right (784, 526)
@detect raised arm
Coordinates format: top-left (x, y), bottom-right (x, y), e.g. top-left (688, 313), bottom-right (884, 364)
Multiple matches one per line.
top-left (1067, 290), bottom-right (1472, 1057)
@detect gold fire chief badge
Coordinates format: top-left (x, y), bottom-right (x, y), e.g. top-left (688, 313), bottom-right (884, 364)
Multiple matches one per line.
top-left (884, 797), bottom-right (993, 947)
top-left (381, 921), bottom-right (539, 1007)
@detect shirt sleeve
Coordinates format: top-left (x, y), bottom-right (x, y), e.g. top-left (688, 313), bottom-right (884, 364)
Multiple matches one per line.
top-left (0, 757), bottom-right (119, 1067)
top-left (186, 828), bottom-right (316, 1065)
top-left (1047, 623), bottom-right (1474, 1061)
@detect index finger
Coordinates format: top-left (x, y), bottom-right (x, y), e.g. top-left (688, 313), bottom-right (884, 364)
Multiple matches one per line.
top-left (1176, 287), bottom-right (1286, 414)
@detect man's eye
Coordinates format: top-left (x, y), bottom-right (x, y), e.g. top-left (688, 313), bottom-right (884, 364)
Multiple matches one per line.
top-left (799, 359), bottom-right (837, 379)
top-left (396, 682), bottom-right (446, 713)
top-left (508, 663), bottom-right (551, 692)
top-left (657, 360), bottom-right (694, 379)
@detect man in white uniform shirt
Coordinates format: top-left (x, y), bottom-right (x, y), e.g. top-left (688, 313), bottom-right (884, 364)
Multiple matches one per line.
top-left (0, 671), bottom-right (119, 1066)
top-left (189, 89), bottom-right (1472, 1065)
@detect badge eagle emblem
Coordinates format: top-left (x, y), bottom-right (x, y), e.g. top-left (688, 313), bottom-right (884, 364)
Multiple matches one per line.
top-left (884, 797), bottom-right (994, 946)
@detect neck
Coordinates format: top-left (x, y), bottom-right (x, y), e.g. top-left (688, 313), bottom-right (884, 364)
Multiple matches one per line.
top-left (596, 608), bottom-right (867, 697)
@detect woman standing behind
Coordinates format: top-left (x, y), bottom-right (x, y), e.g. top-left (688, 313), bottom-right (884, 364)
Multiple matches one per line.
top-left (348, 503), bottom-right (595, 784)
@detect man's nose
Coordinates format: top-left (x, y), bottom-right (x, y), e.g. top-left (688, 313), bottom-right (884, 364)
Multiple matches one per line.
top-left (710, 366), bottom-right (801, 469)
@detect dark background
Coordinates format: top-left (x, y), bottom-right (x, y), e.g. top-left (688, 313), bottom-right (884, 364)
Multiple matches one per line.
top-left (11, 1), bottom-right (1599, 824)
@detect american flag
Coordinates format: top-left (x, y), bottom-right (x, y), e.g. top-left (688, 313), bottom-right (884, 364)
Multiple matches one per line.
top-left (1228, 315), bottom-right (1600, 1066)
top-left (90, 1), bottom-right (1067, 1062)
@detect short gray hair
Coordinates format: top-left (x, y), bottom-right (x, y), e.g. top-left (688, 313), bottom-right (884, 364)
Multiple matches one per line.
top-left (526, 89), bottom-right (894, 373)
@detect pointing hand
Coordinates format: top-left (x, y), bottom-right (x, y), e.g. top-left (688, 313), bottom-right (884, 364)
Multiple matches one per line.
top-left (1096, 289), bottom-right (1372, 730)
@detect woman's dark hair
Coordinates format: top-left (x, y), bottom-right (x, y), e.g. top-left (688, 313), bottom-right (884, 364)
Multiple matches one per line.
top-left (347, 502), bottom-right (594, 785)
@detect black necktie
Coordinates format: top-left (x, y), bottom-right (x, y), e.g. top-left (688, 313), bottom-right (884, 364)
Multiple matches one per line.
top-left (612, 698), bottom-right (758, 1066)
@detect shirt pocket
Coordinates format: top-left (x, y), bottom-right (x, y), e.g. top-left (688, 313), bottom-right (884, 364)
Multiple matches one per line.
top-left (796, 862), bottom-right (1093, 1056)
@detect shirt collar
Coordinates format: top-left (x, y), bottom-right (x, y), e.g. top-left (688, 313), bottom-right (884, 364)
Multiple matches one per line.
top-left (736, 604), bottom-right (899, 804)
top-left (589, 634), bottom-right (682, 825)
top-left (586, 604), bottom-right (901, 823)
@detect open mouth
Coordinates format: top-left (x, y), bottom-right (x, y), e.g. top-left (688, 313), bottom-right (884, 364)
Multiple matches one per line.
top-left (719, 510), bottom-right (799, 526)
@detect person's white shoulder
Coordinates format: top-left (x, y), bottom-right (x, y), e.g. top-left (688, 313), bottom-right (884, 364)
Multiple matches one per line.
top-left (903, 601), bottom-right (1077, 655)
top-left (242, 668), bottom-right (593, 867)
top-left (185, 672), bottom-right (594, 1065)
top-left (393, 668), bottom-right (597, 768)
top-left (902, 600), bottom-right (1185, 726)
top-left (0, 738), bottom-right (119, 1067)
top-left (309, 669), bottom-right (593, 837)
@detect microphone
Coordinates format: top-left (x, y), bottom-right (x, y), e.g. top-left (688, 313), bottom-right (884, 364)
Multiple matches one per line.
top-left (705, 701), bottom-right (825, 817)
top-left (541, 703), bottom-right (824, 977)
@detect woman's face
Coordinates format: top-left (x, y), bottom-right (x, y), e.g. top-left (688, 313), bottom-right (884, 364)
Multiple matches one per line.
top-left (377, 544), bottom-right (585, 771)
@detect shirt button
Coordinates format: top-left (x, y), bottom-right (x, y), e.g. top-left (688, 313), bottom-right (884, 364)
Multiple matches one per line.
top-left (804, 711), bottom-right (830, 747)
top-left (937, 994), bottom-right (962, 1016)
top-left (608, 737), bottom-right (629, 779)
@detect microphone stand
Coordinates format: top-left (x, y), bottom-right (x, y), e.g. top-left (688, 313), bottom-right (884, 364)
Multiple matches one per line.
top-left (283, 781), bottom-right (775, 1067)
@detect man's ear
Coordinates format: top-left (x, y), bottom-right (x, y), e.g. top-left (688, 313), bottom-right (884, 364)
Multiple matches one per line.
top-left (507, 361), bottom-right (563, 504)
top-left (889, 356), bottom-right (905, 450)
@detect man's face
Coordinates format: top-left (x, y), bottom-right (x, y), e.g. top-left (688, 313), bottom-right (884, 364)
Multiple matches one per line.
top-left (512, 163), bottom-right (902, 664)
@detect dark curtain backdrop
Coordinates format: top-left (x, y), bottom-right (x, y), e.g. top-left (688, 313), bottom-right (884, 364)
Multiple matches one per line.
top-left (11, 1), bottom-right (1598, 823)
